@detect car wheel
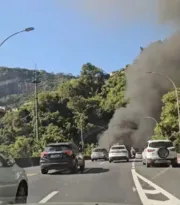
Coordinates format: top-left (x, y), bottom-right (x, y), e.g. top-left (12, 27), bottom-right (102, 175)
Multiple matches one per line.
top-left (109, 159), bottom-right (112, 163)
top-left (41, 169), bottom-right (48, 174)
top-left (70, 160), bottom-right (78, 174)
top-left (15, 181), bottom-right (28, 204)
top-left (146, 161), bottom-right (151, 167)
top-left (80, 162), bottom-right (85, 173)
top-left (91, 159), bottom-right (94, 162)
top-left (172, 159), bottom-right (178, 167)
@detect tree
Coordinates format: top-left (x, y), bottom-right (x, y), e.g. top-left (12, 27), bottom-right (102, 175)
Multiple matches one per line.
top-left (80, 63), bottom-right (109, 97)
top-left (0, 63), bottom-right (127, 157)
top-left (153, 89), bottom-right (180, 144)
top-left (42, 124), bottom-right (68, 145)
top-left (100, 69), bottom-right (127, 113)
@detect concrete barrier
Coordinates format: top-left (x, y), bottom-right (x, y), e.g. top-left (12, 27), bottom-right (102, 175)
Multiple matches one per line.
top-left (15, 156), bottom-right (91, 168)
top-left (15, 157), bottom-right (40, 168)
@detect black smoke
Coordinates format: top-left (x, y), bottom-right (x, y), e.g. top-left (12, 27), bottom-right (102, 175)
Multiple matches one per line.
top-left (97, 0), bottom-right (180, 149)
top-left (60, 0), bottom-right (180, 148)
top-left (99, 32), bottom-right (180, 149)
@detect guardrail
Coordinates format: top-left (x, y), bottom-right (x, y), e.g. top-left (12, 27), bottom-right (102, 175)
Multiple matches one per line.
top-left (15, 156), bottom-right (91, 168)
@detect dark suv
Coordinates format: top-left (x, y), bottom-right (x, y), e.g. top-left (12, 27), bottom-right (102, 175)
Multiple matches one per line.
top-left (40, 142), bottom-right (85, 174)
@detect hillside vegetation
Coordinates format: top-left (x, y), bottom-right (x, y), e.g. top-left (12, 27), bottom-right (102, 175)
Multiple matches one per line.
top-left (0, 62), bottom-right (180, 157)
top-left (0, 63), bottom-right (127, 157)
top-left (0, 67), bottom-right (75, 107)
top-left (153, 89), bottom-right (180, 151)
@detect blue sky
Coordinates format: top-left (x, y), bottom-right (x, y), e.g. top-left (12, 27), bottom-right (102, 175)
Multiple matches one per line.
top-left (0, 0), bottom-right (173, 76)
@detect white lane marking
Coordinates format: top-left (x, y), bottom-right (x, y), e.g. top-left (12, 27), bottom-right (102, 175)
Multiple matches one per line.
top-left (131, 169), bottom-right (148, 205)
top-left (151, 167), bottom-right (170, 181)
top-left (132, 186), bottom-right (136, 192)
top-left (27, 173), bottom-right (37, 176)
top-left (144, 190), bottom-right (160, 194)
top-left (132, 168), bottom-right (180, 205)
top-left (39, 191), bottom-right (59, 203)
top-left (132, 162), bottom-right (135, 169)
top-left (100, 162), bottom-right (105, 165)
top-left (136, 171), bottom-right (180, 202)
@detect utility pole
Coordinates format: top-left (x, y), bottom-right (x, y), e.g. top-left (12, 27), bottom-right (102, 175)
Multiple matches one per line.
top-left (80, 114), bottom-right (84, 150)
top-left (32, 65), bottom-right (41, 142)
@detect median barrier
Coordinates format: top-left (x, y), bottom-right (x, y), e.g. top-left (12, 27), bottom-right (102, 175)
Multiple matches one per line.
top-left (15, 157), bottom-right (40, 168)
top-left (15, 156), bottom-right (91, 168)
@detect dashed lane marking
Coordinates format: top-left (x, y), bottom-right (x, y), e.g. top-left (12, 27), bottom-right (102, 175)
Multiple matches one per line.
top-left (39, 191), bottom-right (59, 203)
top-left (100, 162), bottom-right (105, 165)
top-left (132, 161), bottom-right (135, 169)
top-left (27, 173), bottom-right (37, 176)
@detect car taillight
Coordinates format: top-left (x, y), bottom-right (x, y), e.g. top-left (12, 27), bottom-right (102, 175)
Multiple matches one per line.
top-left (147, 149), bottom-right (155, 152)
top-left (64, 150), bottom-right (73, 156)
top-left (40, 152), bottom-right (48, 158)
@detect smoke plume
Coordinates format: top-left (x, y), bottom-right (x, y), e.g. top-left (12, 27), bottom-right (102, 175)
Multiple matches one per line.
top-left (60, 0), bottom-right (180, 28)
top-left (97, 0), bottom-right (180, 149)
top-left (60, 0), bottom-right (180, 148)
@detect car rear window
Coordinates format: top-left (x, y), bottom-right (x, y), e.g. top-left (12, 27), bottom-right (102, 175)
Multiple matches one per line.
top-left (149, 141), bottom-right (173, 148)
top-left (111, 146), bottom-right (125, 150)
top-left (44, 145), bottom-right (71, 152)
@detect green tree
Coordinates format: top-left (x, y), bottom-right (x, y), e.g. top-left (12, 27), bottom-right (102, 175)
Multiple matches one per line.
top-left (153, 89), bottom-right (180, 144)
top-left (100, 69), bottom-right (127, 113)
top-left (0, 63), bottom-right (127, 157)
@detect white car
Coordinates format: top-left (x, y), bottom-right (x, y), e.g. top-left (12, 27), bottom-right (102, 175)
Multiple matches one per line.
top-left (135, 152), bottom-right (142, 159)
top-left (0, 154), bottom-right (28, 204)
top-left (91, 148), bottom-right (108, 161)
top-left (142, 140), bottom-right (178, 167)
top-left (109, 144), bottom-right (129, 163)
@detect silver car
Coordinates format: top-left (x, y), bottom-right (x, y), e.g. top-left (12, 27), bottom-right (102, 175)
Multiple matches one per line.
top-left (91, 148), bottom-right (108, 161)
top-left (0, 153), bottom-right (28, 204)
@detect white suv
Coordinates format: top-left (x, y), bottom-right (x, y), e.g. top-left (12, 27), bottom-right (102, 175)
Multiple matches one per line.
top-left (142, 140), bottom-right (178, 167)
top-left (109, 144), bottom-right (129, 163)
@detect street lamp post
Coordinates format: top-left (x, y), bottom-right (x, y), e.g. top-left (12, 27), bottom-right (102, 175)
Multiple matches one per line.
top-left (32, 68), bottom-right (41, 142)
top-left (144, 116), bottom-right (164, 137)
top-left (0, 27), bottom-right (34, 47)
top-left (147, 71), bottom-right (180, 133)
top-left (79, 107), bottom-right (91, 150)
top-left (144, 116), bottom-right (158, 125)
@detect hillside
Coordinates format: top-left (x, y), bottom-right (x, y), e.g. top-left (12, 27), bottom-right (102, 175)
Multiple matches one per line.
top-left (0, 63), bottom-right (127, 157)
top-left (0, 67), bottom-right (75, 107)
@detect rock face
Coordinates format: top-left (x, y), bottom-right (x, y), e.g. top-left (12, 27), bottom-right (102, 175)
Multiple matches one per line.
top-left (0, 67), bottom-right (75, 107)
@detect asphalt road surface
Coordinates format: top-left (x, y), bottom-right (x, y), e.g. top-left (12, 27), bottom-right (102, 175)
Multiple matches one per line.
top-left (25, 160), bottom-right (180, 205)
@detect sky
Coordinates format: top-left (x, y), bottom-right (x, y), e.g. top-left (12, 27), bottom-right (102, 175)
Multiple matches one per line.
top-left (0, 0), bottom-right (173, 76)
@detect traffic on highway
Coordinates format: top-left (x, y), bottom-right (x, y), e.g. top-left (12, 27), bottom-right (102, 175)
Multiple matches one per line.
top-left (0, 140), bottom-right (180, 204)
top-left (1, 1), bottom-right (180, 205)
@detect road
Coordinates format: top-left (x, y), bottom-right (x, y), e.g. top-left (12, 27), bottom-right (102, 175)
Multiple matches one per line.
top-left (25, 160), bottom-right (180, 205)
